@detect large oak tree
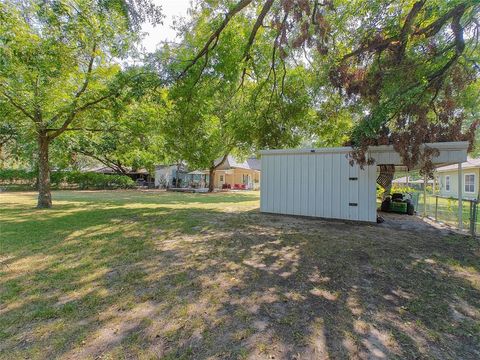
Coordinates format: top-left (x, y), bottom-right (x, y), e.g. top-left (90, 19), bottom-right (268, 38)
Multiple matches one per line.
top-left (0, 0), bottom-right (161, 207)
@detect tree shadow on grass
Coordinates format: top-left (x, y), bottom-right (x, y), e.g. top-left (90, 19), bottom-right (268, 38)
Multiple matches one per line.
top-left (1, 203), bottom-right (479, 359)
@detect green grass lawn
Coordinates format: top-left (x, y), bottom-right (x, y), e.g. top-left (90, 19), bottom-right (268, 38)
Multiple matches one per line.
top-left (1, 190), bottom-right (479, 359)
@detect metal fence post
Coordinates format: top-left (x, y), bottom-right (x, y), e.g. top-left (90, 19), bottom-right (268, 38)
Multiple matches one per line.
top-left (423, 175), bottom-right (427, 217)
top-left (470, 200), bottom-right (477, 237)
top-left (435, 195), bottom-right (438, 221)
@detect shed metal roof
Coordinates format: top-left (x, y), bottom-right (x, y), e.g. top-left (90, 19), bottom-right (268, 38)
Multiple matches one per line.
top-left (260, 142), bottom-right (469, 169)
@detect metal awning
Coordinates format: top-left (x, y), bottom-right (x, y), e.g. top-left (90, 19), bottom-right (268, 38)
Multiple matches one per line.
top-left (260, 142), bottom-right (469, 170)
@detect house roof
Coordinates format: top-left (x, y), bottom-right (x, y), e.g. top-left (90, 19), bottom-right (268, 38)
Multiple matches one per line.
top-left (155, 163), bottom-right (187, 171)
top-left (215, 155), bottom-right (261, 171)
top-left (83, 166), bottom-right (149, 174)
top-left (436, 157), bottom-right (480, 172)
top-left (392, 176), bottom-right (433, 184)
top-left (246, 158), bottom-right (261, 171)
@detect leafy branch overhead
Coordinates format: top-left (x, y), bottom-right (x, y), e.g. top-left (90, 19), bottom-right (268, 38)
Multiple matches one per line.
top-left (177, 0), bottom-right (480, 174)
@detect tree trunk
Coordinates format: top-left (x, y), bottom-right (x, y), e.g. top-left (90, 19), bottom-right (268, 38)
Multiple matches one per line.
top-left (208, 167), bottom-right (215, 192)
top-left (208, 153), bottom-right (230, 193)
top-left (37, 132), bottom-right (52, 208)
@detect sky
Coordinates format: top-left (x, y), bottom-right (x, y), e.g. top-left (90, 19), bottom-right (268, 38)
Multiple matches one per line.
top-left (141, 0), bottom-right (191, 52)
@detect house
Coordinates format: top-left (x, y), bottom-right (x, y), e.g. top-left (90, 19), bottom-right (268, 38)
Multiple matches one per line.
top-left (212, 156), bottom-right (261, 190)
top-left (154, 156), bottom-right (261, 190)
top-left (154, 164), bottom-right (188, 188)
top-left (435, 157), bottom-right (480, 200)
top-left (392, 176), bottom-right (433, 190)
top-left (260, 142), bottom-right (468, 223)
top-left (86, 166), bottom-right (153, 185)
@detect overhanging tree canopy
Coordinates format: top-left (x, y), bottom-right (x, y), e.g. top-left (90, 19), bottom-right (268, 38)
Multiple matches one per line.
top-left (176, 0), bottom-right (480, 174)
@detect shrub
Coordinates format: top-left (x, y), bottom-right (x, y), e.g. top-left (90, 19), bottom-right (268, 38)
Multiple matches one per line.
top-left (62, 171), bottom-right (135, 190)
top-left (391, 185), bottom-right (416, 194)
top-left (0, 169), bottom-right (36, 182)
top-left (0, 169), bottom-right (135, 190)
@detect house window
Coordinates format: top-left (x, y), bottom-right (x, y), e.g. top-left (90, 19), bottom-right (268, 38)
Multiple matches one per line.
top-left (445, 176), bottom-right (450, 191)
top-left (465, 174), bottom-right (475, 193)
top-left (219, 175), bottom-right (224, 182)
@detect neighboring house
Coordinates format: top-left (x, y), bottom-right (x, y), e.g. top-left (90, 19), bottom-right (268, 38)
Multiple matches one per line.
top-left (154, 156), bottom-right (261, 190)
top-left (212, 156), bottom-right (261, 190)
top-left (85, 166), bottom-right (153, 184)
top-left (154, 164), bottom-right (188, 188)
top-left (392, 176), bottom-right (433, 190)
top-left (436, 157), bottom-right (480, 199)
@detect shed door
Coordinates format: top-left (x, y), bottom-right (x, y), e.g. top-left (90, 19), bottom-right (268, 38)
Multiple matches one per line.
top-left (348, 162), bottom-right (377, 222)
top-left (348, 164), bottom-right (360, 221)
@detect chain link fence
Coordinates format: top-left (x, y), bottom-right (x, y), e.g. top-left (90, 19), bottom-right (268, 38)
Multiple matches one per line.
top-left (415, 193), bottom-right (479, 236)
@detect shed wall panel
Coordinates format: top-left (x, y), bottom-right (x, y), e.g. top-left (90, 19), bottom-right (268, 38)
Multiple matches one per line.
top-left (272, 156), bottom-right (280, 213)
top-left (324, 153), bottom-right (333, 218)
top-left (331, 154), bottom-right (341, 219)
top-left (308, 154), bottom-right (317, 215)
top-left (279, 155), bottom-right (286, 213)
top-left (340, 156), bottom-right (350, 220)
top-left (261, 151), bottom-right (377, 222)
top-left (293, 155), bottom-right (301, 215)
top-left (286, 155), bottom-right (295, 214)
top-left (315, 155), bottom-right (325, 217)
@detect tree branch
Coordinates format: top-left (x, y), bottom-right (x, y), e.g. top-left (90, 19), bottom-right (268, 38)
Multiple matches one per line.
top-left (47, 92), bottom-right (115, 140)
top-left (242, 0), bottom-right (274, 61)
top-left (47, 42), bottom-right (97, 127)
top-left (75, 148), bottom-right (129, 174)
top-left (395, 0), bottom-right (426, 62)
top-left (1, 91), bottom-right (36, 122)
top-left (46, 127), bottom-right (117, 133)
top-left (178, 0), bottom-right (253, 79)
top-left (413, 2), bottom-right (469, 37)
top-left (343, 1), bottom-right (473, 61)
top-left (75, 43), bottom-right (97, 99)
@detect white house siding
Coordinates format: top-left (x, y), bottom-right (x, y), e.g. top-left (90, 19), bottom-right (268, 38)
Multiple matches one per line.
top-left (154, 167), bottom-right (172, 187)
top-left (260, 151), bottom-right (377, 222)
top-left (436, 168), bottom-right (479, 200)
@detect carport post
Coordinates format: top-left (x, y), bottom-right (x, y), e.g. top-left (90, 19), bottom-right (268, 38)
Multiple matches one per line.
top-left (458, 162), bottom-right (463, 229)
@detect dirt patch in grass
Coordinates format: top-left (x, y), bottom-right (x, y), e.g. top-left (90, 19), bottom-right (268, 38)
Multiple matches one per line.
top-left (1, 191), bottom-right (479, 359)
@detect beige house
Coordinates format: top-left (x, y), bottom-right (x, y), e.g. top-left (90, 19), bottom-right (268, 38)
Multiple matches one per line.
top-left (436, 157), bottom-right (480, 199)
top-left (212, 156), bottom-right (261, 190)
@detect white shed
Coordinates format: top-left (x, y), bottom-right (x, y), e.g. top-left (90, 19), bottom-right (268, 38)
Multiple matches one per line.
top-left (260, 142), bottom-right (469, 223)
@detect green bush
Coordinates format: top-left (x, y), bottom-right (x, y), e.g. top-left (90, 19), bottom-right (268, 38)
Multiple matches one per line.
top-left (377, 184), bottom-right (418, 199)
top-left (0, 169), bottom-right (36, 182)
top-left (391, 184), bottom-right (416, 194)
top-left (61, 171), bottom-right (135, 190)
top-left (0, 169), bottom-right (135, 190)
